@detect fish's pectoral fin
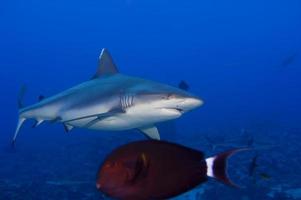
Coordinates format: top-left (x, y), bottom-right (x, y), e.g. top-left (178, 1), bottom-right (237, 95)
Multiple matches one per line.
top-left (139, 125), bottom-right (160, 140)
top-left (91, 48), bottom-right (119, 79)
top-left (63, 124), bottom-right (74, 133)
top-left (129, 153), bottom-right (150, 183)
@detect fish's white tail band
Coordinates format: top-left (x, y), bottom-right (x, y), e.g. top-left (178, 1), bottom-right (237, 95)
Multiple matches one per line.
top-left (12, 117), bottom-right (26, 145)
top-left (205, 148), bottom-right (249, 187)
top-left (205, 157), bottom-right (215, 178)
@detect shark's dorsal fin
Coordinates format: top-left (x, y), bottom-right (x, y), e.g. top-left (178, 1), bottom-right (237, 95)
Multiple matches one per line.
top-left (92, 48), bottom-right (118, 79)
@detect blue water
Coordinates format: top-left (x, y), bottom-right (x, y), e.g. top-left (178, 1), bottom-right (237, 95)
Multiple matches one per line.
top-left (1, 0), bottom-right (301, 199)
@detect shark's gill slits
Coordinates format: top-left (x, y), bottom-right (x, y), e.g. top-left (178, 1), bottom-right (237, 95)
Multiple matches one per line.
top-left (121, 94), bottom-right (134, 110)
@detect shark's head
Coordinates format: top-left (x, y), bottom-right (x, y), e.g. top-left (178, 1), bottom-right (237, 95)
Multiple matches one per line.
top-left (140, 92), bottom-right (203, 113)
top-left (129, 84), bottom-right (204, 122)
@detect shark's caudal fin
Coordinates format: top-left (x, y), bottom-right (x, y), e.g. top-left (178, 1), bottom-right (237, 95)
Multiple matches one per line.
top-left (12, 118), bottom-right (26, 146)
top-left (12, 85), bottom-right (28, 146)
top-left (17, 85), bottom-right (27, 109)
top-left (92, 48), bottom-right (119, 79)
top-left (205, 148), bottom-right (249, 187)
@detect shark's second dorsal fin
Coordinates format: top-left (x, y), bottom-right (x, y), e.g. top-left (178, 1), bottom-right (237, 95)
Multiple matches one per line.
top-left (92, 48), bottom-right (119, 79)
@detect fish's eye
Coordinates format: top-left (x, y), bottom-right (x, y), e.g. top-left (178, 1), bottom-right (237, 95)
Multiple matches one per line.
top-left (161, 94), bottom-right (173, 100)
top-left (104, 161), bottom-right (116, 168)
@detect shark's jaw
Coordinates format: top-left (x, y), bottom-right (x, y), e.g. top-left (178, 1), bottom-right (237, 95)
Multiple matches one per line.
top-left (67, 105), bottom-right (185, 131)
top-left (83, 98), bottom-right (201, 131)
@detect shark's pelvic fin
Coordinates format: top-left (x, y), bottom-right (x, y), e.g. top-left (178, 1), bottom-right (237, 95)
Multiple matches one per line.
top-left (139, 125), bottom-right (160, 140)
top-left (32, 119), bottom-right (44, 128)
top-left (63, 124), bottom-right (74, 133)
top-left (12, 117), bottom-right (26, 145)
top-left (92, 48), bottom-right (119, 79)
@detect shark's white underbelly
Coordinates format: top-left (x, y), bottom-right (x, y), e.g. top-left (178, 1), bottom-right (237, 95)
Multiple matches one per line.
top-left (68, 107), bottom-right (182, 131)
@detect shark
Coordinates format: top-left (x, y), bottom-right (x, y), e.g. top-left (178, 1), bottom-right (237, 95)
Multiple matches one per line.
top-left (12, 49), bottom-right (203, 144)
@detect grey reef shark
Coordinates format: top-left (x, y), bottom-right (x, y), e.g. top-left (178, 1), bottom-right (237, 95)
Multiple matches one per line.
top-left (12, 49), bottom-right (203, 145)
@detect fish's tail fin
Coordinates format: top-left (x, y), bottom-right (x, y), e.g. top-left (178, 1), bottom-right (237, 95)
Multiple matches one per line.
top-left (205, 148), bottom-right (249, 187)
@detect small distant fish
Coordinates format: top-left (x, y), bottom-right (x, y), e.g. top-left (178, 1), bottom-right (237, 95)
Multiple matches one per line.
top-left (249, 153), bottom-right (258, 177)
top-left (178, 80), bottom-right (190, 91)
top-left (281, 53), bottom-right (297, 68)
top-left (259, 172), bottom-right (271, 180)
top-left (96, 140), bottom-right (248, 200)
top-left (204, 135), bottom-right (240, 151)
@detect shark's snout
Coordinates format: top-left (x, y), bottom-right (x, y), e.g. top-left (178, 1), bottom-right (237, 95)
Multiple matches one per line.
top-left (179, 97), bottom-right (203, 112)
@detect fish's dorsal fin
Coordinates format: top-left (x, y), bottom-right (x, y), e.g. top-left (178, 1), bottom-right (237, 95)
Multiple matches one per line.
top-left (92, 48), bottom-right (119, 79)
top-left (139, 125), bottom-right (160, 140)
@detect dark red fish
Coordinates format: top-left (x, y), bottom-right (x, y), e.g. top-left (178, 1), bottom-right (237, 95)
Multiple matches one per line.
top-left (96, 140), bottom-right (247, 200)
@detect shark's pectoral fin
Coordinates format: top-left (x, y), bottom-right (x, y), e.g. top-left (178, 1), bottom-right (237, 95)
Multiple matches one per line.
top-left (84, 108), bottom-right (125, 128)
top-left (139, 126), bottom-right (160, 140)
top-left (63, 108), bottom-right (125, 128)
top-left (92, 48), bottom-right (119, 79)
top-left (63, 124), bottom-right (74, 133)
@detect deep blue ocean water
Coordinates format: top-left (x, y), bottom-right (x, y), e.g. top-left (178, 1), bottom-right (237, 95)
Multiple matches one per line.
top-left (1, 0), bottom-right (301, 199)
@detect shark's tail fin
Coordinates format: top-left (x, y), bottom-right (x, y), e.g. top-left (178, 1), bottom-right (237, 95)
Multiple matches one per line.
top-left (17, 85), bottom-right (27, 109)
top-left (205, 148), bottom-right (249, 187)
top-left (12, 118), bottom-right (26, 146)
top-left (12, 85), bottom-right (27, 146)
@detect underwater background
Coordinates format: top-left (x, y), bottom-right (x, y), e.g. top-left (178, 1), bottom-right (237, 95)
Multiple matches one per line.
top-left (1, 0), bottom-right (301, 199)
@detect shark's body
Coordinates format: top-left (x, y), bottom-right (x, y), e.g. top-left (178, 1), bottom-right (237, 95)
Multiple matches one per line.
top-left (13, 49), bottom-right (203, 144)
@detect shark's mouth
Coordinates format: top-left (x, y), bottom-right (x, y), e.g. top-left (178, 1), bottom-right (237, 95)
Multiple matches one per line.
top-left (174, 108), bottom-right (184, 113)
top-left (162, 108), bottom-right (184, 115)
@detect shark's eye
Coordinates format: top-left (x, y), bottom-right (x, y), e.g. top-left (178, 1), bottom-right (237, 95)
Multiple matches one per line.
top-left (167, 94), bottom-right (176, 99)
top-left (161, 95), bottom-right (169, 100)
